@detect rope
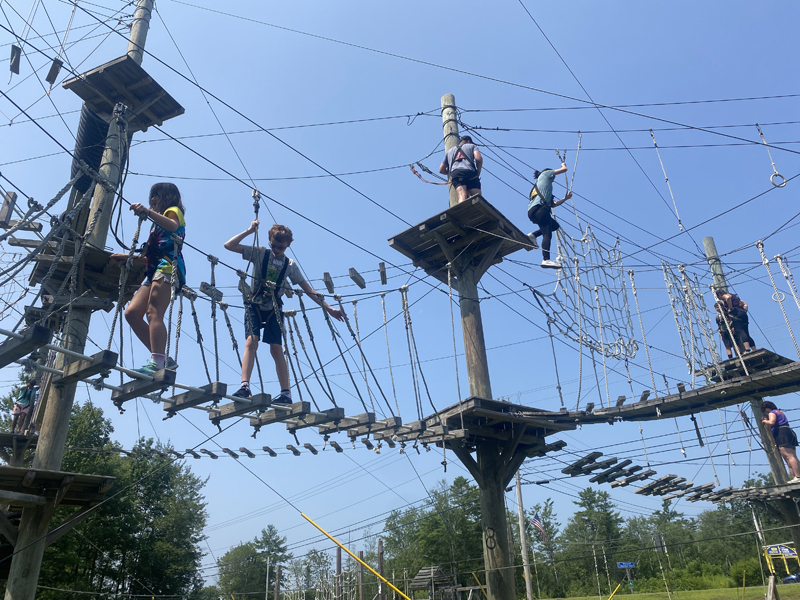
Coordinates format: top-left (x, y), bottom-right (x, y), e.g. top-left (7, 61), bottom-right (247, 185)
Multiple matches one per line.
top-left (352, 300), bottom-right (372, 410)
top-left (593, 286), bottom-right (611, 408)
top-left (681, 278), bottom-right (698, 389)
top-left (530, 288), bottom-right (564, 407)
top-left (285, 312), bottom-right (317, 409)
top-left (623, 357), bottom-right (650, 467)
top-left (170, 294), bottom-right (183, 398)
top-left (236, 268), bottom-right (263, 390)
top-left (164, 234), bottom-right (182, 365)
top-left (663, 262), bottom-right (691, 375)
top-left (628, 270), bottom-right (657, 397)
top-left (289, 312), bottom-right (332, 406)
top-left (775, 254), bottom-right (800, 318)
top-left (107, 214), bottom-right (146, 351)
top-left (254, 352), bottom-right (264, 391)
top-left (337, 295), bottom-right (395, 417)
top-left (649, 129), bottom-right (683, 231)
top-left (573, 256), bottom-right (584, 410)
top-left (380, 292), bottom-right (400, 417)
top-left (683, 268), bottom-right (725, 384)
top-left (757, 240), bottom-right (799, 358)
top-left (718, 407), bottom-right (736, 466)
top-left (661, 374), bottom-right (687, 457)
top-left (697, 411), bottom-right (721, 486)
top-left (219, 301), bottom-right (241, 367)
top-left (296, 291), bottom-right (337, 405)
top-left (185, 288), bottom-right (212, 383)
top-left (446, 265), bottom-right (464, 428)
top-left (207, 254), bottom-right (221, 380)
top-left (409, 163), bottom-right (449, 186)
top-left (756, 123), bottom-right (786, 187)
top-left (400, 285), bottom-right (422, 419)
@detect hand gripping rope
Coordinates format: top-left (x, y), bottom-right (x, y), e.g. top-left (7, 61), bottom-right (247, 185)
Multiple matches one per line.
top-left (756, 124), bottom-right (786, 188)
top-left (757, 240), bottom-right (800, 359)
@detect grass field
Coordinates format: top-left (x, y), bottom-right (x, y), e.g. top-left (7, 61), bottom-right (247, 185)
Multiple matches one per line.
top-left (559, 585), bottom-right (800, 600)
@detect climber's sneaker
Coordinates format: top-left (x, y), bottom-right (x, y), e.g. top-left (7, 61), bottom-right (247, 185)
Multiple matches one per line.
top-left (541, 259), bottom-right (563, 270)
top-left (133, 360), bottom-right (159, 375)
top-left (526, 233), bottom-right (539, 249)
top-left (232, 385), bottom-right (252, 399)
top-left (166, 357), bottom-right (179, 370)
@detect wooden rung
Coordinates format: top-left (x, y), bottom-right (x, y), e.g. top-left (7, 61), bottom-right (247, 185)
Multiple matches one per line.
top-left (0, 220), bottom-right (42, 233)
top-left (0, 324), bottom-right (53, 368)
top-left (200, 449), bottom-right (218, 459)
top-left (323, 272), bottom-right (334, 294)
top-left (330, 440), bottom-right (343, 453)
top-left (378, 262), bottom-right (387, 285)
top-left (262, 446), bottom-right (277, 457)
top-left (319, 412), bottom-right (374, 434)
top-left (346, 416), bottom-right (402, 438)
top-left (208, 393), bottom-right (270, 423)
top-left (54, 350), bottom-right (117, 386)
top-left (0, 192), bottom-right (17, 227)
top-left (111, 369), bottom-right (176, 405)
top-left (393, 419), bottom-right (426, 436)
top-left (164, 382), bottom-right (228, 413)
top-left (286, 407), bottom-right (345, 432)
top-left (200, 281), bottom-right (223, 302)
top-left (222, 448), bottom-right (239, 459)
top-left (43, 296), bottom-right (114, 311)
top-left (239, 447), bottom-right (255, 458)
top-left (7, 236), bottom-right (57, 250)
top-left (304, 443), bottom-right (318, 455)
top-left (395, 426), bottom-right (463, 443)
top-left (184, 449), bottom-right (201, 459)
top-left (349, 268), bottom-right (366, 289)
top-left (286, 444), bottom-right (301, 456)
top-left (249, 402), bottom-right (311, 427)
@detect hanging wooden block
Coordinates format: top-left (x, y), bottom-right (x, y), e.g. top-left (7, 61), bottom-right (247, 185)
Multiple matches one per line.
top-left (349, 268), bottom-right (366, 289)
top-left (45, 58), bottom-right (63, 85)
top-left (9, 45), bottom-right (21, 75)
top-left (323, 272), bottom-right (334, 294)
top-left (0, 192), bottom-right (17, 228)
top-left (379, 262), bottom-right (387, 285)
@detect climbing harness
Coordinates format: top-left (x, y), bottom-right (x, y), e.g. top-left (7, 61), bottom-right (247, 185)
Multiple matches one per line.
top-left (756, 124), bottom-right (786, 188)
top-left (650, 130), bottom-right (684, 231)
top-left (757, 240), bottom-right (800, 358)
top-left (714, 287), bottom-right (749, 377)
top-left (409, 163), bottom-right (449, 186)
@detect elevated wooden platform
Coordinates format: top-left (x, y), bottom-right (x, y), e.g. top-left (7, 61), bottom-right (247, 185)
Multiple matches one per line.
top-left (388, 195), bottom-right (530, 284)
top-left (0, 465), bottom-right (113, 509)
top-left (62, 55), bottom-right (184, 132)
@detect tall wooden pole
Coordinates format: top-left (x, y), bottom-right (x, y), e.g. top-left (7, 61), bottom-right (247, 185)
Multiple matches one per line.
top-left (458, 267), bottom-right (492, 399)
top-left (378, 539), bottom-right (386, 600)
top-left (273, 565), bottom-right (281, 600)
top-left (441, 94), bottom-right (460, 208)
top-left (3, 4), bottom-right (152, 599)
top-left (358, 551), bottom-right (365, 600)
top-left (336, 546), bottom-right (342, 600)
top-left (516, 471), bottom-right (534, 600)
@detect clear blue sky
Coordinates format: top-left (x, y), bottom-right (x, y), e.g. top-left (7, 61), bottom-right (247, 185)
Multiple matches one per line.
top-left (1, 0), bottom-right (800, 584)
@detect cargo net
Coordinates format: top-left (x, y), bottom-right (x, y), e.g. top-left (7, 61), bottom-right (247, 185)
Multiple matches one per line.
top-left (662, 262), bottom-right (722, 386)
top-left (532, 225), bottom-right (638, 360)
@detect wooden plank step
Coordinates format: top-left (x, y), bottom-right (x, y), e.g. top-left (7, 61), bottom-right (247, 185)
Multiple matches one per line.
top-left (43, 295), bottom-right (114, 312)
top-left (286, 407), bottom-right (345, 432)
top-left (0, 324), bottom-right (53, 369)
top-left (319, 412), bottom-right (375, 434)
top-left (7, 236), bottom-right (58, 250)
top-left (209, 393), bottom-right (271, 424)
top-left (54, 350), bottom-right (117, 386)
top-left (347, 416), bottom-right (402, 438)
top-left (0, 221), bottom-right (42, 233)
top-left (250, 402), bottom-right (311, 427)
top-left (111, 369), bottom-right (176, 405)
top-left (394, 419), bottom-right (425, 435)
top-left (164, 382), bottom-right (228, 414)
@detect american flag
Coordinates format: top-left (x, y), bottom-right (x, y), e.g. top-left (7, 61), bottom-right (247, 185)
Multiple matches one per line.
top-left (532, 513), bottom-right (547, 542)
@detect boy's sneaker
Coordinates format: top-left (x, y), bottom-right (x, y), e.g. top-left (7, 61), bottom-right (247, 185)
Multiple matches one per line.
top-left (790, 477), bottom-right (800, 484)
top-left (133, 360), bottom-right (159, 375)
top-left (166, 357), bottom-right (179, 370)
top-left (232, 385), bottom-right (252, 399)
top-left (272, 393), bottom-right (292, 405)
top-left (526, 233), bottom-right (539, 249)
top-left (541, 259), bottom-right (562, 269)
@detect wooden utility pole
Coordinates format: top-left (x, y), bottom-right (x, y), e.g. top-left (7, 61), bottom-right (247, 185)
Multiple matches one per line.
top-left (336, 546), bottom-right (342, 600)
top-left (516, 471), bottom-right (534, 600)
top-left (273, 564), bottom-right (281, 600)
top-left (358, 551), bottom-right (365, 600)
top-left (441, 94), bottom-right (460, 208)
top-left (3, 3), bottom-right (154, 599)
top-left (378, 539), bottom-right (386, 600)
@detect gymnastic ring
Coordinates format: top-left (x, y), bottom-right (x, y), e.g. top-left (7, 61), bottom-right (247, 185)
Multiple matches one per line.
top-left (771, 172), bottom-right (787, 188)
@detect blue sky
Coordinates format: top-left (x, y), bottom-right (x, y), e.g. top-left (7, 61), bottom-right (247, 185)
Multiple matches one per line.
top-left (1, 0), bottom-right (800, 584)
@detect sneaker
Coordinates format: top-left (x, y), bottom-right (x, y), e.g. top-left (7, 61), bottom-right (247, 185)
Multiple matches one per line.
top-left (526, 233), bottom-right (539, 249)
top-left (790, 477), bottom-right (800, 484)
top-left (232, 385), bottom-right (252, 399)
top-left (166, 357), bottom-right (179, 370)
top-left (541, 259), bottom-right (562, 269)
top-left (133, 360), bottom-right (159, 375)
top-left (272, 393), bottom-right (292, 405)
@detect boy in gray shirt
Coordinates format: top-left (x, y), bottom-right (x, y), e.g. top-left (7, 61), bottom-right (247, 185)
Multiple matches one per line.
top-left (224, 221), bottom-right (344, 402)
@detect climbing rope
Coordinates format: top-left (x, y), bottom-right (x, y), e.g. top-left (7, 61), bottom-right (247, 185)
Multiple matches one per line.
top-left (296, 291), bottom-right (337, 406)
top-left (662, 262), bottom-right (691, 375)
top-left (288, 312), bottom-right (331, 405)
top-left (400, 285), bottom-right (423, 419)
top-left (219, 301), bottom-right (241, 367)
top-left (530, 288), bottom-right (564, 407)
top-left (409, 163), bottom-right (449, 186)
top-left (207, 255), bottom-right (221, 381)
top-left (593, 287), bottom-right (611, 408)
top-left (318, 296), bottom-right (368, 412)
top-left (284, 311), bottom-right (316, 409)
top-left (757, 240), bottom-right (800, 358)
top-left (380, 292), bottom-right (401, 417)
top-left (718, 407), bottom-right (736, 466)
top-left (446, 264), bottom-right (465, 429)
top-left (107, 214), bottom-right (146, 351)
top-left (697, 411), bottom-right (721, 486)
top-left (775, 255), bottom-right (800, 318)
top-left (573, 257), bottom-right (584, 411)
top-left (681, 279), bottom-right (699, 389)
top-left (185, 287), bottom-right (212, 383)
top-left (649, 130), bottom-right (684, 231)
top-left (628, 270), bottom-right (658, 397)
top-left (661, 374), bottom-right (687, 457)
top-left (351, 300), bottom-right (372, 409)
top-left (756, 123), bottom-right (786, 188)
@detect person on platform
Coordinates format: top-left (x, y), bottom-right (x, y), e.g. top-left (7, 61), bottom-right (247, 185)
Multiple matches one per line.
top-left (439, 135), bottom-right (483, 204)
top-left (224, 221), bottom-right (344, 402)
top-left (112, 182), bottom-right (186, 375)
top-left (527, 163), bottom-right (573, 269)
top-left (716, 289), bottom-right (755, 351)
top-left (11, 379), bottom-right (36, 434)
top-left (761, 401), bottom-right (800, 482)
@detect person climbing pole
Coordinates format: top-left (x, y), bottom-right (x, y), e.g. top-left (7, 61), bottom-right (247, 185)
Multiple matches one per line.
top-left (527, 162), bottom-right (572, 269)
top-left (761, 401), bottom-right (800, 482)
top-left (439, 135), bottom-right (483, 203)
top-left (111, 182), bottom-right (186, 375)
top-left (715, 289), bottom-right (755, 351)
top-left (11, 379), bottom-right (36, 434)
top-left (224, 220), bottom-right (344, 402)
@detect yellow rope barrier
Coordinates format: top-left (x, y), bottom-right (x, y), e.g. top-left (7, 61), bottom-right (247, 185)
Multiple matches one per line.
top-left (471, 572), bottom-right (488, 599)
top-left (301, 513), bottom-right (412, 600)
top-left (607, 581), bottom-right (623, 600)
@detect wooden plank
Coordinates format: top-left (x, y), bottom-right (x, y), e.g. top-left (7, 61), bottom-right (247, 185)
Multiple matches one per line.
top-left (349, 268), bottom-right (366, 289)
top-left (7, 236), bottom-right (57, 250)
top-left (42, 296), bottom-right (114, 311)
top-left (286, 407), bottom-right (345, 432)
top-left (0, 489), bottom-right (46, 506)
top-left (0, 512), bottom-right (17, 545)
top-left (347, 416), bottom-right (402, 438)
top-left (54, 350), bottom-right (117, 386)
top-left (1, 220), bottom-right (42, 233)
top-left (208, 392), bottom-right (270, 423)
top-left (471, 408), bottom-right (575, 432)
top-left (323, 272), bottom-right (335, 294)
top-left (163, 382), bottom-right (228, 413)
top-left (250, 402), bottom-right (311, 427)
top-left (0, 324), bottom-right (53, 368)
top-left (111, 369), bottom-right (176, 405)
top-left (378, 262), bottom-right (387, 285)
top-left (319, 412), bottom-right (374, 434)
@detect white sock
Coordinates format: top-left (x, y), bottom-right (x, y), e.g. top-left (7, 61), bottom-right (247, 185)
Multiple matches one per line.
top-left (241, 381), bottom-right (251, 390)
top-left (281, 389), bottom-right (292, 399)
top-left (151, 353), bottom-right (165, 369)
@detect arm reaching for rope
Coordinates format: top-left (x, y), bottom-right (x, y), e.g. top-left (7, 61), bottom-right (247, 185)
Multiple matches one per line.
top-left (224, 219), bottom-right (259, 254)
top-left (552, 190), bottom-right (573, 208)
top-left (299, 280), bottom-right (345, 321)
top-left (553, 161), bottom-right (568, 176)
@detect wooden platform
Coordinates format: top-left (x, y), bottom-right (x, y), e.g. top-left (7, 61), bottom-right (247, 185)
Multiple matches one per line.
top-left (0, 465), bottom-right (114, 509)
top-left (62, 55), bottom-right (184, 132)
top-left (388, 195), bottom-right (530, 284)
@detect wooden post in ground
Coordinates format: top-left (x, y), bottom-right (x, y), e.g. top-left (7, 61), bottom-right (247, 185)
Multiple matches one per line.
top-left (274, 564), bottom-right (281, 600)
top-left (404, 568), bottom-right (408, 598)
top-left (516, 470), bottom-right (534, 600)
top-left (2, 4), bottom-right (152, 600)
top-left (378, 539), bottom-right (386, 600)
top-left (358, 551), bottom-right (365, 600)
top-left (441, 94), bottom-right (460, 208)
top-left (336, 545), bottom-right (342, 600)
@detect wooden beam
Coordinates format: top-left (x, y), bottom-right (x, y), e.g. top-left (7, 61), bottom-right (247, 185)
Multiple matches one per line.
top-left (7, 236), bottom-right (57, 250)
top-left (471, 408), bottom-right (575, 432)
top-left (0, 512), bottom-right (17, 546)
top-left (208, 392), bottom-right (270, 424)
top-left (111, 369), bottom-right (176, 405)
top-left (45, 505), bottom-right (94, 547)
top-left (319, 412), bottom-right (374, 434)
top-left (0, 324), bottom-right (53, 369)
top-left (430, 230), bottom-right (459, 273)
top-left (378, 262), bottom-right (387, 285)
top-left (0, 192), bottom-right (17, 227)
top-left (0, 489), bottom-right (46, 506)
top-left (475, 238), bottom-right (505, 280)
top-left (250, 402), bottom-right (311, 427)
top-left (164, 382), bottom-right (230, 413)
top-left (54, 350), bottom-right (118, 386)
top-left (349, 268), bottom-right (366, 289)
top-left (449, 442), bottom-right (483, 488)
top-left (502, 451), bottom-right (527, 489)
top-left (323, 272), bottom-right (335, 294)
top-left (286, 407), bottom-right (345, 432)
top-left (500, 424), bottom-right (526, 466)
top-left (1, 221), bottom-right (42, 234)
top-left (42, 296), bottom-right (114, 311)
top-left (347, 416), bottom-right (402, 438)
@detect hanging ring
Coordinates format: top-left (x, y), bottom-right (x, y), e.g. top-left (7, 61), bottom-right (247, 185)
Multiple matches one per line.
top-left (771, 172), bottom-right (787, 188)
top-left (772, 290), bottom-right (786, 303)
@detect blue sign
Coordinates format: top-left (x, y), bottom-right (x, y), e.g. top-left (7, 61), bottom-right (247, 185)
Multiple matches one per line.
top-left (617, 562), bottom-right (635, 569)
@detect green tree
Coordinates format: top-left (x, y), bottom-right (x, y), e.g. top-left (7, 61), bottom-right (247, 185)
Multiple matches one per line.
top-left (216, 525), bottom-right (292, 597)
